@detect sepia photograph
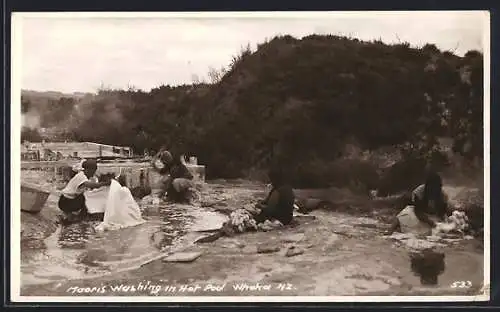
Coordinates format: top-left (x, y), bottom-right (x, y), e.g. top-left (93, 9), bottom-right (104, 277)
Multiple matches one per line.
top-left (10, 11), bottom-right (489, 302)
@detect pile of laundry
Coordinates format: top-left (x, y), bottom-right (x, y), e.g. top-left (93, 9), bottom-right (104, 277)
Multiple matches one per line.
top-left (220, 207), bottom-right (284, 236)
top-left (224, 209), bottom-right (258, 234)
top-left (432, 210), bottom-right (469, 236)
top-left (388, 210), bottom-right (474, 251)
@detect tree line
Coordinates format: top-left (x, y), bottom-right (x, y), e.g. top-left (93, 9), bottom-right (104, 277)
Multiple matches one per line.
top-left (21, 35), bottom-right (483, 189)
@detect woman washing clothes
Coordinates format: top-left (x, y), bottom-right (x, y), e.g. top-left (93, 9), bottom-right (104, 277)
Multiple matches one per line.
top-left (386, 171), bottom-right (450, 235)
top-left (253, 166), bottom-right (295, 226)
top-left (218, 165), bottom-right (295, 236)
top-left (153, 149), bottom-right (194, 203)
top-left (58, 159), bottom-right (111, 224)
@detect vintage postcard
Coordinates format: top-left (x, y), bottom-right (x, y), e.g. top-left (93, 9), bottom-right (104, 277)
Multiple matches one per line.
top-left (10, 11), bottom-right (490, 302)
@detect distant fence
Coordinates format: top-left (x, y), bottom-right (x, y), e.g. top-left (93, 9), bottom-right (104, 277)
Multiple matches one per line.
top-left (21, 161), bottom-right (206, 190)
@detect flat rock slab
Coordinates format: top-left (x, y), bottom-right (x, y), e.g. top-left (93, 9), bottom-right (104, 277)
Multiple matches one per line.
top-left (219, 239), bottom-right (246, 249)
top-left (194, 232), bottom-right (223, 244)
top-left (285, 246), bottom-right (305, 257)
top-left (282, 233), bottom-right (305, 243)
top-left (257, 245), bottom-right (281, 254)
top-left (162, 252), bottom-right (203, 263)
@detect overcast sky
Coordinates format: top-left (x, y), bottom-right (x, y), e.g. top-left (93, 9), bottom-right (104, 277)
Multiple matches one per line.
top-left (15, 11), bottom-right (488, 93)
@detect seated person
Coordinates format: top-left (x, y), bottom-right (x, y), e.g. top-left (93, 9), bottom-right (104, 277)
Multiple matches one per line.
top-left (386, 171), bottom-right (450, 235)
top-left (58, 159), bottom-right (111, 224)
top-left (154, 151), bottom-right (194, 203)
top-left (253, 166), bottom-right (295, 226)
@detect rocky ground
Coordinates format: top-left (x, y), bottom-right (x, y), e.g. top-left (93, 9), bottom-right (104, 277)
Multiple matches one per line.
top-left (19, 171), bottom-right (486, 298)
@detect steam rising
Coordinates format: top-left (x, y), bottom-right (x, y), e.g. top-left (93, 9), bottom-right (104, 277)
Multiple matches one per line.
top-left (21, 111), bottom-right (41, 129)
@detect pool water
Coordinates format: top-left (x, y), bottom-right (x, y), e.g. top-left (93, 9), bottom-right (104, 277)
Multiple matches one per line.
top-left (21, 203), bottom-right (228, 286)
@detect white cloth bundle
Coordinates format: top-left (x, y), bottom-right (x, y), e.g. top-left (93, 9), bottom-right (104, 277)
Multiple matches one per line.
top-left (432, 210), bottom-right (469, 236)
top-left (448, 210), bottom-right (469, 231)
top-left (225, 208), bottom-right (284, 233)
top-left (95, 179), bottom-right (146, 232)
top-left (84, 186), bottom-right (109, 214)
top-left (228, 209), bottom-right (258, 233)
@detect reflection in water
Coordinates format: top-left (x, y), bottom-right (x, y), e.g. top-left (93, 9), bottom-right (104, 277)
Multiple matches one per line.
top-left (410, 249), bottom-right (446, 286)
top-left (21, 238), bottom-right (47, 250)
top-left (21, 203), bottom-right (226, 286)
top-left (58, 222), bottom-right (96, 249)
top-left (21, 239), bottom-right (48, 264)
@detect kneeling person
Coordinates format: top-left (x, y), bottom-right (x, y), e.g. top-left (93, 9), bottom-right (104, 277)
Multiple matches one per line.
top-left (386, 171), bottom-right (449, 235)
top-left (254, 166), bottom-right (295, 226)
top-left (164, 155), bottom-right (194, 203)
top-left (58, 159), bottom-right (110, 223)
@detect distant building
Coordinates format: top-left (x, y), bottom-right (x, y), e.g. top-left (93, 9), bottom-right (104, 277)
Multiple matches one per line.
top-left (21, 140), bottom-right (133, 161)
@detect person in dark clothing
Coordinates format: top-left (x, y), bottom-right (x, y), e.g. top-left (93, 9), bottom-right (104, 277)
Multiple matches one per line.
top-left (161, 153), bottom-right (194, 203)
top-left (413, 171), bottom-right (449, 225)
top-left (254, 166), bottom-right (295, 225)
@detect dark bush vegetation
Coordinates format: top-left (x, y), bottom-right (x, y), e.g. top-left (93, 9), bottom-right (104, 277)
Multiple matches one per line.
top-left (21, 35), bottom-right (483, 190)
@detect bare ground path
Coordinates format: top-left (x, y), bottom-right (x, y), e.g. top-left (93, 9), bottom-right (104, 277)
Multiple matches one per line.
top-left (19, 177), bottom-right (485, 297)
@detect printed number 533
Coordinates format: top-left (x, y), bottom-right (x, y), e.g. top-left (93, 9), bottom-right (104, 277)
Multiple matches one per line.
top-left (451, 281), bottom-right (472, 288)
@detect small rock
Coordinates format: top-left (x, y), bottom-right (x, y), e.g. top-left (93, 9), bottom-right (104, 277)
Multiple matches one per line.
top-left (464, 235), bottom-right (474, 240)
top-left (285, 246), bottom-right (304, 257)
top-left (162, 251), bottom-right (202, 263)
top-left (282, 233), bottom-right (305, 243)
top-left (257, 245), bottom-right (281, 254)
top-left (194, 232), bottom-right (222, 244)
top-left (219, 238), bottom-right (245, 249)
top-left (257, 266), bottom-right (273, 273)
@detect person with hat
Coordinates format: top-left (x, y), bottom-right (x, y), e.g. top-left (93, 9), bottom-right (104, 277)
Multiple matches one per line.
top-left (58, 159), bottom-right (111, 224)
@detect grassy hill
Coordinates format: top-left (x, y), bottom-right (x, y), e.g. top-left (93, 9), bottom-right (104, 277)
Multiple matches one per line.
top-left (20, 35), bottom-right (483, 192)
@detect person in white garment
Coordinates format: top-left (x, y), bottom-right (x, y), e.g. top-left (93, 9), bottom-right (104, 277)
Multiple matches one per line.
top-left (94, 176), bottom-right (146, 232)
top-left (58, 159), bottom-right (110, 224)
